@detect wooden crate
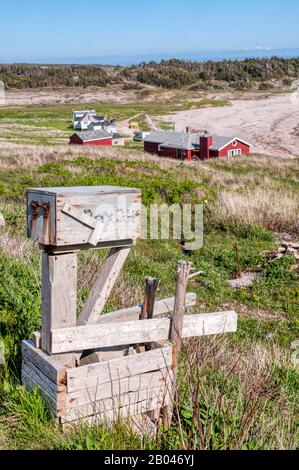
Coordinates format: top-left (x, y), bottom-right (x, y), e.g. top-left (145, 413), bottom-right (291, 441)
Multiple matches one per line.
top-left (22, 340), bottom-right (172, 425)
top-left (26, 186), bottom-right (141, 248)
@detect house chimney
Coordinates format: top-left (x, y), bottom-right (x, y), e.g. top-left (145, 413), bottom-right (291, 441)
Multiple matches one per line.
top-left (200, 133), bottom-right (213, 160)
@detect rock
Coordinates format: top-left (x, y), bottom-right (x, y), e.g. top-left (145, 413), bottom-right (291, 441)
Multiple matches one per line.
top-left (228, 272), bottom-right (258, 290)
top-left (0, 213), bottom-right (5, 229)
top-left (275, 232), bottom-right (292, 242)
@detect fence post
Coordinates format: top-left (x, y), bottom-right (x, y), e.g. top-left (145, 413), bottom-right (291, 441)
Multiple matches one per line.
top-left (163, 260), bottom-right (192, 428)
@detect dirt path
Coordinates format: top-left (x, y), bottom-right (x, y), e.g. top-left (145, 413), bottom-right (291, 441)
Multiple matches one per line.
top-left (163, 91), bottom-right (299, 157)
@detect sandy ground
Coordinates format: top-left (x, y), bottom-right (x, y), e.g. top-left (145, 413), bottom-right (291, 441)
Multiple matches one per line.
top-left (163, 90), bottom-right (299, 158)
top-left (2, 86), bottom-right (139, 106)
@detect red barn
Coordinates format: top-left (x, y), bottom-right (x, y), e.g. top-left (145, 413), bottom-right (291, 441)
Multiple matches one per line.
top-left (144, 131), bottom-right (252, 160)
top-left (70, 130), bottom-right (113, 146)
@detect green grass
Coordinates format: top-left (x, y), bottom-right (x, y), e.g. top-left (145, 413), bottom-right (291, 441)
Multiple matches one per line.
top-left (0, 98), bottom-right (230, 133)
top-left (0, 132), bottom-right (298, 449)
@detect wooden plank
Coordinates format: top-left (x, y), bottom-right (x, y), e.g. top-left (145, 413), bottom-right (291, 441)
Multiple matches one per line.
top-left (66, 369), bottom-right (172, 406)
top-left (41, 252), bottom-right (77, 367)
top-left (77, 247), bottom-right (130, 326)
top-left (42, 239), bottom-right (134, 255)
top-left (22, 360), bottom-right (66, 399)
top-left (22, 340), bottom-right (66, 384)
top-left (139, 276), bottom-right (160, 353)
top-left (27, 187), bottom-right (141, 247)
top-left (96, 293), bottom-right (197, 324)
top-left (67, 345), bottom-right (172, 392)
top-left (56, 192), bottom-right (141, 246)
top-left (32, 331), bottom-right (41, 349)
top-left (64, 386), bottom-right (170, 423)
top-left (51, 311), bottom-right (238, 354)
top-left (163, 260), bottom-right (191, 428)
top-left (171, 261), bottom-right (192, 369)
top-left (21, 369), bottom-right (66, 417)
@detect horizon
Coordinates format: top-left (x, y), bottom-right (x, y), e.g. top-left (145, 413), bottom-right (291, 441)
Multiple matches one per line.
top-left (0, 0), bottom-right (299, 65)
top-left (2, 47), bottom-right (299, 67)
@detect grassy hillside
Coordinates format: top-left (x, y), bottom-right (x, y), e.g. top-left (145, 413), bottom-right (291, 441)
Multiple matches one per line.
top-left (0, 140), bottom-right (298, 450)
top-left (1, 57), bottom-right (299, 91)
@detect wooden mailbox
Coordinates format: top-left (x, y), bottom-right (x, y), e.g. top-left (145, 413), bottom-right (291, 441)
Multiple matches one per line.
top-left (22, 185), bottom-right (237, 429)
top-left (27, 186), bottom-right (141, 248)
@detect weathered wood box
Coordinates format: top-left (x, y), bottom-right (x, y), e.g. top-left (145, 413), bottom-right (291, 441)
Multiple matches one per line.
top-left (22, 340), bottom-right (172, 425)
top-left (26, 186), bottom-right (141, 248)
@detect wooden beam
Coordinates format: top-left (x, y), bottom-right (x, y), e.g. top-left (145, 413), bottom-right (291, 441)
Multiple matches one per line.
top-left (139, 276), bottom-right (160, 353)
top-left (96, 293), bottom-right (197, 324)
top-left (63, 386), bottom-right (171, 423)
top-left (66, 344), bottom-right (172, 393)
top-left (22, 340), bottom-right (66, 384)
top-left (163, 260), bottom-right (192, 428)
top-left (50, 311), bottom-right (238, 354)
top-left (77, 247), bottom-right (130, 326)
top-left (41, 252), bottom-right (77, 367)
top-left (171, 261), bottom-right (192, 371)
top-left (66, 369), bottom-right (172, 407)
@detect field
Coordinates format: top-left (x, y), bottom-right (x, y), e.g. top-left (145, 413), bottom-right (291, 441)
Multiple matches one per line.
top-left (0, 90), bottom-right (298, 450)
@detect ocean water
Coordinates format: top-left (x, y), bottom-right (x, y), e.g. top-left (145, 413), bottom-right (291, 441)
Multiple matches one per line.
top-left (2, 48), bottom-right (299, 66)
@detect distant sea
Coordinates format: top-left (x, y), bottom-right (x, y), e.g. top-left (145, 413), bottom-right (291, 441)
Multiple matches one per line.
top-left (2, 48), bottom-right (299, 66)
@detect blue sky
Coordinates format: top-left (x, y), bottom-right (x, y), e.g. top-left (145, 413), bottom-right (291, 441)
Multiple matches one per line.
top-left (0, 0), bottom-right (299, 63)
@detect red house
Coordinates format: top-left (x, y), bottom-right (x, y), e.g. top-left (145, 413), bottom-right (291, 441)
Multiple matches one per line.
top-left (70, 130), bottom-right (113, 146)
top-left (144, 131), bottom-right (252, 160)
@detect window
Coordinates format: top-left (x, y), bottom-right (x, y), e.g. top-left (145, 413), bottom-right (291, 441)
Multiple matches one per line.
top-left (228, 149), bottom-right (241, 157)
top-left (232, 140), bottom-right (237, 146)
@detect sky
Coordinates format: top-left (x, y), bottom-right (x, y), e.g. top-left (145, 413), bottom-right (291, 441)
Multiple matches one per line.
top-left (0, 0), bottom-right (299, 63)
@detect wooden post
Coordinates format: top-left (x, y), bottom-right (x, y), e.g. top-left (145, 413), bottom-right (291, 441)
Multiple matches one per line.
top-left (141, 276), bottom-right (161, 422)
top-left (235, 243), bottom-right (241, 278)
top-left (163, 260), bottom-right (192, 428)
top-left (140, 276), bottom-right (160, 352)
top-left (41, 252), bottom-right (77, 367)
top-left (77, 247), bottom-right (130, 326)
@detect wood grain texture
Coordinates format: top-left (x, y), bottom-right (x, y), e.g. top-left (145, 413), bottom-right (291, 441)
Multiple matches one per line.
top-left (27, 187), bottom-right (141, 247)
top-left (63, 386), bottom-right (170, 423)
top-left (77, 247), bottom-right (130, 326)
top-left (61, 391), bottom-right (170, 425)
top-left (163, 260), bottom-right (192, 428)
top-left (21, 369), bottom-right (65, 417)
top-left (41, 252), bottom-right (77, 367)
top-left (66, 369), bottom-right (172, 407)
top-left (22, 340), bottom-right (66, 384)
top-left (51, 311), bottom-right (238, 354)
top-left (96, 293), bottom-right (197, 324)
top-left (67, 345), bottom-right (172, 392)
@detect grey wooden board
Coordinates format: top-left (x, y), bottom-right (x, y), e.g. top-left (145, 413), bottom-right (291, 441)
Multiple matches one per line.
top-left (96, 293), bottom-right (197, 324)
top-left (64, 386), bottom-right (170, 423)
top-left (42, 238), bottom-right (134, 254)
top-left (28, 186), bottom-right (141, 196)
top-left (27, 186), bottom-right (141, 246)
top-left (66, 369), bottom-right (172, 407)
top-left (41, 252), bottom-right (77, 367)
top-left (22, 369), bottom-right (66, 417)
top-left (22, 360), bottom-right (66, 399)
top-left (67, 344), bottom-right (172, 393)
top-left (77, 247), bottom-right (130, 326)
top-left (61, 392), bottom-right (170, 425)
top-left (22, 340), bottom-right (66, 384)
top-left (27, 192), bottom-right (56, 245)
top-left (51, 311), bottom-right (238, 354)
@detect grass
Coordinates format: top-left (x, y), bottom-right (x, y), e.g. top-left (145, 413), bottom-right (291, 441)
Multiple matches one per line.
top-left (0, 103), bottom-right (298, 449)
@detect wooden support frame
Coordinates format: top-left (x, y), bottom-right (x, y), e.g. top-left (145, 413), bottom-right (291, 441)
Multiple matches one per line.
top-left (77, 247), bottom-right (130, 326)
top-left (41, 252), bottom-right (77, 367)
top-left (50, 311), bottom-right (238, 354)
top-left (22, 185), bottom-right (239, 428)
